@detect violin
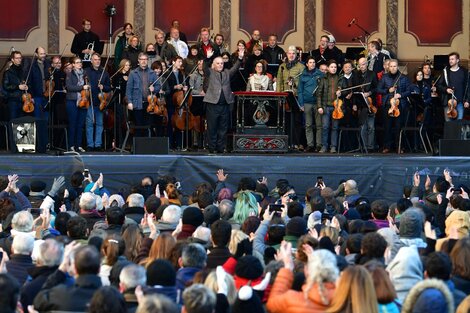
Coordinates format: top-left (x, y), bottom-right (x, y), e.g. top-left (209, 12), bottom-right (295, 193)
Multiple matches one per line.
top-left (147, 91), bottom-right (157, 113)
top-left (78, 77), bottom-right (90, 109)
top-left (388, 96), bottom-right (400, 117)
top-left (365, 95), bottom-right (377, 114)
top-left (332, 90), bottom-right (344, 120)
top-left (98, 91), bottom-right (110, 111)
top-left (44, 75), bottom-right (55, 98)
top-left (22, 91), bottom-right (35, 113)
top-left (447, 91), bottom-right (458, 119)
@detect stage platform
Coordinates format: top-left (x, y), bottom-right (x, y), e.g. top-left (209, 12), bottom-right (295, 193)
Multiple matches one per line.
top-left (1, 151), bottom-right (469, 203)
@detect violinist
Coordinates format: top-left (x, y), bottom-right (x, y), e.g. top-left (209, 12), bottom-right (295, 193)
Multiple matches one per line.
top-left (48, 56), bottom-right (67, 125)
top-left (84, 53), bottom-right (111, 151)
top-left (126, 52), bottom-right (159, 137)
top-left (196, 27), bottom-right (219, 59)
top-left (276, 46), bottom-right (305, 151)
top-left (339, 60), bottom-right (356, 126)
top-left (150, 61), bottom-right (167, 136)
top-left (154, 31), bottom-right (178, 65)
top-left (2, 51), bottom-right (28, 120)
top-left (166, 56), bottom-right (187, 149)
top-left (65, 57), bottom-right (88, 152)
top-left (29, 46), bottom-right (51, 119)
top-left (412, 69), bottom-right (432, 131)
top-left (367, 40), bottom-right (390, 75)
top-left (377, 59), bottom-right (412, 154)
top-left (352, 57), bottom-right (378, 151)
top-left (437, 52), bottom-right (469, 121)
top-left (111, 58), bottom-right (131, 147)
top-left (317, 59), bottom-right (342, 153)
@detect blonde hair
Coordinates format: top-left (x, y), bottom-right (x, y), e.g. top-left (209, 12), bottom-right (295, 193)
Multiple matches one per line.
top-left (320, 226), bottom-right (340, 245)
top-left (326, 265), bottom-right (378, 313)
top-left (204, 270), bottom-right (237, 305)
top-left (228, 229), bottom-right (249, 255)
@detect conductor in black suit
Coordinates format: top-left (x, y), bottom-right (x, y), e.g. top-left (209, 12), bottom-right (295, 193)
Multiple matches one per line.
top-left (203, 48), bottom-right (244, 153)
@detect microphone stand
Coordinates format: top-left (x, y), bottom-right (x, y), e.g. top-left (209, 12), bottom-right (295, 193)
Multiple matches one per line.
top-left (351, 20), bottom-right (372, 43)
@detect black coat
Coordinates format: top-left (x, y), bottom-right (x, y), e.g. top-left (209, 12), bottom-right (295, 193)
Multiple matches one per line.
top-left (20, 265), bottom-right (58, 309)
top-left (34, 273), bottom-right (102, 312)
top-left (206, 247), bottom-right (232, 269)
top-left (5, 254), bottom-right (33, 286)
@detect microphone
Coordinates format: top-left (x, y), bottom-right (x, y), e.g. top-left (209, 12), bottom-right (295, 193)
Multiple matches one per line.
top-left (352, 36), bottom-right (363, 41)
top-left (348, 18), bottom-right (356, 27)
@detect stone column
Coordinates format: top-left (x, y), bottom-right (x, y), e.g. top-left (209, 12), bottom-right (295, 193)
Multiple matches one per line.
top-left (220, 0), bottom-right (231, 47)
top-left (386, 0), bottom-right (398, 56)
top-left (134, 0), bottom-right (146, 43)
top-left (304, 0), bottom-right (316, 51)
top-left (48, 0), bottom-right (59, 54)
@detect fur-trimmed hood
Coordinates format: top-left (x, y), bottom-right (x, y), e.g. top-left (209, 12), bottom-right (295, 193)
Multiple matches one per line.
top-left (402, 278), bottom-right (454, 313)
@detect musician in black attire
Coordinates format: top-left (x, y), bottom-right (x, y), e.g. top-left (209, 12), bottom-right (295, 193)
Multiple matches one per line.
top-left (71, 19), bottom-right (102, 67)
top-left (166, 56), bottom-right (187, 149)
top-left (339, 60), bottom-right (356, 126)
top-left (262, 34), bottom-right (285, 78)
top-left (3, 51), bottom-right (28, 120)
top-left (367, 40), bottom-right (390, 75)
top-left (111, 59), bottom-right (131, 148)
top-left (309, 35), bottom-right (334, 68)
top-left (353, 57), bottom-right (378, 151)
top-left (47, 56), bottom-right (67, 146)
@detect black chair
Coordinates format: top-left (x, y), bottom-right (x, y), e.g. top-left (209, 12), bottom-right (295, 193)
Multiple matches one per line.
top-left (337, 126), bottom-right (368, 154)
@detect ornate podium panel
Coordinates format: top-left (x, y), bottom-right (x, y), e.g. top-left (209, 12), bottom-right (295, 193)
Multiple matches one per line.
top-left (233, 91), bottom-right (289, 152)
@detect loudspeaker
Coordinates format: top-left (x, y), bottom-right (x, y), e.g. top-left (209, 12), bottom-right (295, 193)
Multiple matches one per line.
top-left (133, 137), bottom-right (169, 155)
top-left (444, 121), bottom-right (470, 139)
top-left (439, 139), bottom-right (470, 156)
top-left (11, 116), bottom-right (47, 153)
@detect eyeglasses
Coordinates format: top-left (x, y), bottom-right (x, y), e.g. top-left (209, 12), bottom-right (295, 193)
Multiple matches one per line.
top-left (74, 61), bottom-right (82, 64)
top-left (139, 58), bottom-right (148, 61)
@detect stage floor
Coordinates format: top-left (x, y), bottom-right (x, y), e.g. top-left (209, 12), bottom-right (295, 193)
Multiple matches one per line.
top-left (1, 151), bottom-right (469, 203)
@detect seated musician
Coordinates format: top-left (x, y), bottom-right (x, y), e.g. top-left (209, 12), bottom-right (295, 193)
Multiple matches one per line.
top-left (244, 44), bottom-right (267, 78)
top-left (246, 60), bottom-right (273, 91)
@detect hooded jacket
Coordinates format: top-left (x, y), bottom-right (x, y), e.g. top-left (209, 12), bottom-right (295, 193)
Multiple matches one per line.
top-left (401, 278), bottom-right (454, 313)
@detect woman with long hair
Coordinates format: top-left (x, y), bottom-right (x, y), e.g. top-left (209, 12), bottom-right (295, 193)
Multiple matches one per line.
top-left (246, 59), bottom-right (273, 91)
top-left (99, 234), bottom-right (127, 286)
top-left (121, 224), bottom-right (143, 263)
top-left (233, 190), bottom-right (258, 225)
top-left (65, 56), bottom-right (88, 152)
top-left (327, 265), bottom-right (379, 313)
top-left (364, 261), bottom-right (400, 313)
top-left (140, 232), bottom-right (176, 268)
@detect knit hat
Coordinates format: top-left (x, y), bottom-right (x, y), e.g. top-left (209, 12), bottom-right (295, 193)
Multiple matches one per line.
top-left (307, 211), bottom-right (322, 230)
top-left (399, 208), bottom-right (424, 239)
top-left (232, 286), bottom-right (264, 313)
top-left (146, 259), bottom-right (176, 286)
top-left (182, 206), bottom-right (204, 227)
top-left (445, 210), bottom-right (470, 238)
top-left (286, 216), bottom-right (308, 237)
top-left (235, 255), bottom-right (263, 280)
top-left (204, 205), bottom-right (220, 227)
top-left (328, 34), bottom-right (336, 43)
top-left (30, 180), bottom-right (46, 192)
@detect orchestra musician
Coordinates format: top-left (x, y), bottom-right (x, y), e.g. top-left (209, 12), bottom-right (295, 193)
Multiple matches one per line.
top-left (297, 56), bottom-right (324, 152)
top-left (165, 20), bottom-right (188, 44)
top-left (111, 58), bottom-right (131, 148)
top-left (326, 35), bottom-right (344, 68)
top-left (246, 30), bottom-right (266, 54)
top-left (377, 59), bottom-right (412, 154)
top-left (154, 31), bottom-right (178, 64)
top-left (367, 40), bottom-right (390, 75)
top-left (246, 60), bottom-right (273, 91)
top-left (309, 35), bottom-right (331, 68)
top-left (166, 56), bottom-right (187, 149)
top-left (411, 69), bottom-right (432, 131)
top-left (339, 60), bottom-right (356, 126)
top-left (71, 19), bottom-right (102, 67)
top-left (317, 59), bottom-right (342, 153)
top-left (114, 23), bottom-right (135, 70)
top-left (244, 44), bottom-right (266, 78)
top-left (65, 57), bottom-right (88, 152)
top-left (262, 34), bottom-right (286, 78)
top-left (203, 47), bottom-right (244, 153)
top-left (168, 27), bottom-right (189, 59)
top-left (214, 34), bottom-right (227, 55)
top-left (28, 46), bottom-right (51, 119)
top-left (126, 52), bottom-right (160, 137)
top-left (353, 57), bottom-right (378, 151)
top-left (84, 53), bottom-right (111, 151)
top-left (122, 35), bottom-right (142, 69)
top-left (276, 46), bottom-right (305, 151)
top-left (196, 27), bottom-right (219, 59)
top-left (437, 52), bottom-right (469, 121)
top-left (47, 56), bottom-right (67, 126)
top-left (3, 51), bottom-right (28, 120)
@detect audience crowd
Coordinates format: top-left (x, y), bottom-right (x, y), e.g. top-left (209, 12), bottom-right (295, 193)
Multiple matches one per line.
top-left (0, 167), bottom-right (470, 313)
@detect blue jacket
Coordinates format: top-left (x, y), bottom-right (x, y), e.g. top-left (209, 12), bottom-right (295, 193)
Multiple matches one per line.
top-left (29, 58), bottom-right (51, 98)
top-left (176, 267), bottom-right (201, 293)
top-left (84, 66), bottom-right (111, 106)
top-left (377, 71), bottom-right (412, 110)
top-left (126, 66), bottom-right (159, 110)
top-left (298, 68), bottom-right (323, 106)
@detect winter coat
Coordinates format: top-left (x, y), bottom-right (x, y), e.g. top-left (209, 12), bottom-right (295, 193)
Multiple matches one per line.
top-left (402, 278), bottom-right (454, 313)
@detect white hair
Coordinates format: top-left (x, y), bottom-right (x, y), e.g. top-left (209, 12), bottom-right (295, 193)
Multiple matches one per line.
top-left (38, 239), bottom-right (64, 266)
top-left (161, 205), bottom-right (181, 224)
top-left (12, 232), bottom-right (35, 255)
top-left (344, 179), bottom-right (358, 192)
top-left (11, 211), bottom-right (33, 232)
top-left (287, 45), bottom-right (297, 54)
top-left (193, 226), bottom-right (211, 243)
top-left (79, 192), bottom-right (97, 211)
top-left (127, 193), bottom-right (145, 208)
top-left (120, 264), bottom-right (147, 289)
top-left (95, 194), bottom-right (104, 211)
top-left (305, 249), bottom-right (339, 304)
